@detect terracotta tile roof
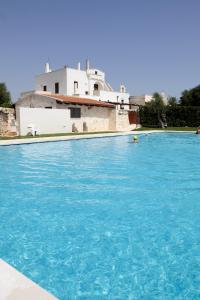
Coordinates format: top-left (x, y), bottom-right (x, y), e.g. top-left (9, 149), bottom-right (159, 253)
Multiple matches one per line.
top-left (38, 93), bottom-right (115, 108)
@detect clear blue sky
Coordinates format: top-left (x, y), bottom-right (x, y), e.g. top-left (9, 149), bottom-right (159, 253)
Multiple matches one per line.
top-left (1, 0), bottom-right (200, 101)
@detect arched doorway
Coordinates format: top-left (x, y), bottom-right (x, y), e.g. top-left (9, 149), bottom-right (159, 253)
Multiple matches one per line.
top-left (93, 81), bottom-right (103, 96)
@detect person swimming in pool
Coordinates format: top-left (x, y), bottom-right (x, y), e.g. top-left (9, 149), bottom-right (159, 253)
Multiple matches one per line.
top-left (196, 126), bottom-right (200, 134)
top-left (133, 135), bottom-right (139, 143)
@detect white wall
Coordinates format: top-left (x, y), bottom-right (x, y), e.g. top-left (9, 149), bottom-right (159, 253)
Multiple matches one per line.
top-left (99, 90), bottom-right (130, 104)
top-left (68, 105), bottom-right (114, 132)
top-left (18, 107), bottom-right (71, 136)
top-left (34, 65), bottom-right (130, 105)
top-left (16, 94), bottom-right (116, 134)
top-left (35, 68), bottom-right (67, 95)
top-left (66, 68), bottom-right (108, 98)
top-left (66, 68), bottom-right (89, 96)
top-left (145, 94), bottom-right (153, 103)
top-left (87, 68), bottom-right (105, 81)
top-left (16, 93), bottom-right (58, 109)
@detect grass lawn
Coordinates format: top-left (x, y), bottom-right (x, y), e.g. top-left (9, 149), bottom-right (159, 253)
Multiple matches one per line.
top-left (0, 131), bottom-right (117, 140)
top-left (0, 128), bottom-right (197, 140)
top-left (133, 127), bottom-right (196, 131)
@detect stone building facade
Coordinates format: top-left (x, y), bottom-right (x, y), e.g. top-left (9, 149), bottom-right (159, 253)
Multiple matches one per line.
top-left (0, 107), bottom-right (17, 136)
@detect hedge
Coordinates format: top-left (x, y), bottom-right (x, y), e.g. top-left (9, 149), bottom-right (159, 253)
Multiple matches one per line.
top-left (139, 106), bottom-right (200, 127)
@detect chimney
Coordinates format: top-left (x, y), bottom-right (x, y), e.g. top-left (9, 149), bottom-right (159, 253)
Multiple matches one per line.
top-left (45, 63), bottom-right (51, 73)
top-left (77, 62), bottom-right (81, 70)
top-left (86, 59), bottom-right (90, 70)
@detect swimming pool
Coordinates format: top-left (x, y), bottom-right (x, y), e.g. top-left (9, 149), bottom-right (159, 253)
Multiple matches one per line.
top-left (0, 133), bottom-right (200, 299)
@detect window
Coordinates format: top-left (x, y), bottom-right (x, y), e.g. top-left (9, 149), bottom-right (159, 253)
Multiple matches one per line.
top-left (74, 81), bottom-right (78, 94)
top-left (120, 100), bottom-right (124, 110)
top-left (74, 81), bottom-right (78, 88)
top-left (55, 82), bottom-right (59, 94)
top-left (70, 107), bottom-right (81, 118)
top-left (45, 107), bottom-right (52, 109)
top-left (56, 100), bottom-right (62, 104)
top-left (95, 71), bottom-right (98, 75)
top-left (85, 91), bottom-right (89, 95)
top-left (94, 84), bottom-right (98, 91)
top-left (43, 85), bottom-right (47, 91)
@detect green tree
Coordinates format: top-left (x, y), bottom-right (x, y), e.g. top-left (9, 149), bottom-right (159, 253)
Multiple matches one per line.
top-left (168, 96), bottom-right (177, 106)
top-left (0, 83), bottom-right (12, 107)
top-left (146, 93), bottom-right (166, 127)
top-left (180, 84), bottom-right (200, 106)
top-left (146, 92), bottom-right (165, 112)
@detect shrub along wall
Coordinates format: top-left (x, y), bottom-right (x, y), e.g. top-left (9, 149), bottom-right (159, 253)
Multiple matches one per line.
top-left (139, 106), bottom-right (200, 127)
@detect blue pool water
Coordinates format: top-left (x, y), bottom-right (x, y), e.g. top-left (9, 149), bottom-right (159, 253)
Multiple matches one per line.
top-left (0, 133), bottom-right (200, 299)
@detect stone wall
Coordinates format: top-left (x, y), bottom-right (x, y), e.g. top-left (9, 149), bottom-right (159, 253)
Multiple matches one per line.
top-left (0, 107), bottom-right (17, 136)
top-left (115, 110), bottom-right (137, 131)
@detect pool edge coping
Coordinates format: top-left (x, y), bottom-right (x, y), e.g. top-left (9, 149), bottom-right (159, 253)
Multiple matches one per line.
top-left (0, 130), bottom-right (195, 146)
top-left (0, 259), bottom-right (58, 300)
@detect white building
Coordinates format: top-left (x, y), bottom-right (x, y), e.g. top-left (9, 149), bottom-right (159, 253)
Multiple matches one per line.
top-left (35, 60), bottom-right (129, 107)
top-left (160, 92), bottom-right (169, 105)
top-left (130, 92), bottom-right (169, 106)
top-left (15, 92), bottom-right (137, 135)
top-left (129, 95), bottom-right (153, 106)
top-left (15, 60), bottom-right (139, 136)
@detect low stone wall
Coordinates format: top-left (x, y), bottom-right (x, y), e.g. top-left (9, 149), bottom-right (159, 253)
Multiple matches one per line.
top-left (0, 107), bottom-right (17, 136)
top-left (115, 110), bottom-right (136, 131)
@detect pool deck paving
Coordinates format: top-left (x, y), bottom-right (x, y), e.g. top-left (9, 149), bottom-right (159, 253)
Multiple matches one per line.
top-left (0, 259), bottom-right (58, 300)
top-left (0, 130), bottom-right (194, 146)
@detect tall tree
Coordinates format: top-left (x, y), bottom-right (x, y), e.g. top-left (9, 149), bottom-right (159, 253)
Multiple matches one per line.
top-left (180, 84), bottom-right (200, 106)
top-left (0, 83), bottom-right (12, 107)
top-left (168, 96), bottom-right (177, 106)
top-left (146, 92), bottom-right (165, 113)
top-left (146, 92), bottom-right (167, 127)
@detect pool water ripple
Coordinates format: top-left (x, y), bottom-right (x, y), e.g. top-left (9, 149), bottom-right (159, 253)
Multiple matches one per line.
top-left (1, 133), bottom-right (200, 299)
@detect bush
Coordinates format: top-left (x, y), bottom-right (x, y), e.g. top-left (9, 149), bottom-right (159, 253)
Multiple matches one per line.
top-left (139, 105), bottom-right (200, 127)
top-left (0, 83), bottom-right (12, 108)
